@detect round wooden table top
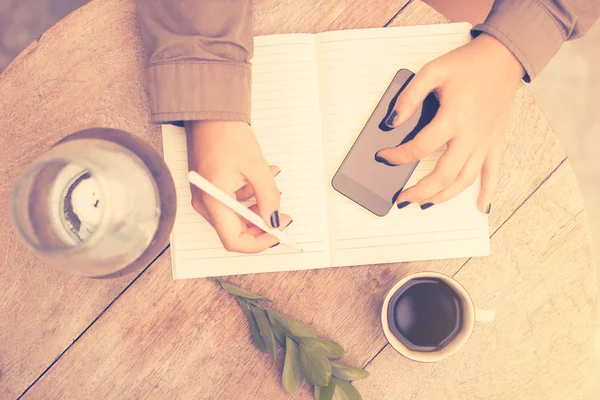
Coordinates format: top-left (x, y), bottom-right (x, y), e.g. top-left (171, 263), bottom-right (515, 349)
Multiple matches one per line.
top-left (0, 0), bottom-right (596, 399)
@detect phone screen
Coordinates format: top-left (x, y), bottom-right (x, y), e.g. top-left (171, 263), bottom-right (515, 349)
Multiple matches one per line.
top-left (332, 69), bottom-right (439, 216)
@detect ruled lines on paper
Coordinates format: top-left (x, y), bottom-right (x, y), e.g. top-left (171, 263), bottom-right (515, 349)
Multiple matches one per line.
top-left (163, 35), bottom-right (330, 278)
top-left (162, 24), bottom-right (491, 279)
top-left (315, 24), bottom-right (490, 267)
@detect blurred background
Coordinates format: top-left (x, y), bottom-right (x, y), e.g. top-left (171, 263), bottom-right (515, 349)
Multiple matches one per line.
top-left (1, 0), bottom-right (598, 397)
top-left (0, 0), bottom-right (89, 71)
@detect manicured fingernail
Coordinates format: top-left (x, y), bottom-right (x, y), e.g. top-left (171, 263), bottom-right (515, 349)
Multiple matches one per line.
top-left (486, 204), bottom-right (491, 214)
top-left (375, 153), bottom-right (397, 166)
top-left (385, 110), bottom-right (398, 127)
top-left (285, 219), bottom-right (294, 229)
top-left (270, 243), bottom-right (280, 248)
top-left (420, 202), bottom-right (434, 210)
top-left (270, 211), bottom-right (280, 228)
top-left (397, 201), bottom-right (411, 209)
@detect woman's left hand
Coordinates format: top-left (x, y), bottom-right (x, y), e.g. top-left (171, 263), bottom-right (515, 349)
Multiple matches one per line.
top-left (376, 33), bottom-right (524, 213)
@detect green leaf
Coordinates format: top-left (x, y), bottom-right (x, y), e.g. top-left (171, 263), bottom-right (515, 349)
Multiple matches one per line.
top-left (271, 320), bottom-right (287, 346)
top-left (318, 376), bottom-right (336, 400)
top-left (332, 387), bottom-right (349, 400)
top-left (266, 310), bottom-right (317, 338)
top-left (334, 379), bottom-right (361, 400)
top-left (216, 280), bottom-right (272, 302)
top-left (299, 345), bottom-right (332, 387)
top-left (282, 337), bottom-right (304, 394)
top-left (250, 305), bottom-right (277, 364)
top-left (331, 362), bottom-right (370, 381)
top-left (298, 337), bottom-right (345, 360)
top-left (235, 298), bottom-right (267, 353)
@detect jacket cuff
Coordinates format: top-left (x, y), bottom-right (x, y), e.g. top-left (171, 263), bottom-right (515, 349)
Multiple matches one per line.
top-left (147, 61), bottom-right (251, 124)
top-left (472, 0), bottom-right (565, 82)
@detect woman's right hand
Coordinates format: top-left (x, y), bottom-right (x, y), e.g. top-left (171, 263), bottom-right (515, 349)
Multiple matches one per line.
top-left (185, 120), bottom-right (291, 253)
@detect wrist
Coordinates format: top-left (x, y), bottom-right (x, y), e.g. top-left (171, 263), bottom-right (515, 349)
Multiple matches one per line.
top-left (184, 120), bottom-right (245, 137)
top-left (474, 33), bottom-right (525, 82)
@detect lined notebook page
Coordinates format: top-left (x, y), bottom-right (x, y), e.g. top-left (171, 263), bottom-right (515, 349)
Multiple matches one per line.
top-left (316, 23), bottom-right (491, 267)
top-left (163, 34), bottom-right (330, 279)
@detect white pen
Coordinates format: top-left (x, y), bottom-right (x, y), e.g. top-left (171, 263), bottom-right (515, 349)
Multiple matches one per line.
top-left (187, 171), bottom-right (303, 252)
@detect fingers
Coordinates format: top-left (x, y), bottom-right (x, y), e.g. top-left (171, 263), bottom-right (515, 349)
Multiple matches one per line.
top-left (395, 110), bottom-right (509, 212)
top-left (223, 230), bottom-right (279, 253)
top-left (190, 188), bottom-right (212, 224)
top-left (245, 163), bottom-right (281, 228)
top-left (247, 204), bottom-right (293, 234)
top-left (198, 193), bottom-right (293, 254)
top-left (189, 165), bottom-right (288, 254)
top-left (422, 144), bottom-right (489, 206)
top-left (203, 193), bottom-right (278, 254)
top-left (236, 165), bottom-right (281, 201)
top-left (478, 147), bottom-right (502, 214)
top-left (394, 136), bottom-right (475, 206)
top-left (238, 217), bottom-right (291, 251)
top-left (477, 114), bottom-right (509, 213)
top-left (376, 108), bottom-right (454, 165)
top-left (386, 65), bottom-right (440, 128)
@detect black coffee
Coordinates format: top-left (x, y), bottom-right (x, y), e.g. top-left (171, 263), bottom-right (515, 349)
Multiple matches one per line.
top-left (387, 278), bottom-right (462, 352)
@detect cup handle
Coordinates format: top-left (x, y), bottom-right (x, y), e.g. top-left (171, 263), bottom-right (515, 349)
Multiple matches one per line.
top-left (475, 308), bottom-right (495, 322)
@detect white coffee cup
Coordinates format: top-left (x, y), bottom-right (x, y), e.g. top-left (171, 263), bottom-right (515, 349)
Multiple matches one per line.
top-left (381, 271), bottom-right (494, 362)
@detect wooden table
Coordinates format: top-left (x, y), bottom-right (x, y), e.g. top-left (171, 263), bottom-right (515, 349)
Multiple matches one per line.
top-left (0, 0), bottom-right (596, 398)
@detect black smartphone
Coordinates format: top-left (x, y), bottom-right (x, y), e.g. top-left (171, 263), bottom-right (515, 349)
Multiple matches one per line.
top-left (331, 69), bottom-right (440, 216)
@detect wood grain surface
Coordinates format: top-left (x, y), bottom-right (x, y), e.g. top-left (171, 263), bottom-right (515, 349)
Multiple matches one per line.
top-left (0, 0), bottom-right (409, 397)
top-left (0, 0), bottom-right (156, 396)
top-left (357, 161), bottom-right (596, 400)
top-left (0, 0), bottom-right (595, 399)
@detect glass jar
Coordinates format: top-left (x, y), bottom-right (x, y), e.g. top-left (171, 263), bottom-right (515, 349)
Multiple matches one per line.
top-left (10, 128), bottom-right (176, 277)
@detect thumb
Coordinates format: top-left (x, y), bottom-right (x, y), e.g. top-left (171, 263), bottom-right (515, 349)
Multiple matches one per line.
top-left (386, 65), bottom-right (439, 128)
top-left (246, 164), bottom-right (281, 228)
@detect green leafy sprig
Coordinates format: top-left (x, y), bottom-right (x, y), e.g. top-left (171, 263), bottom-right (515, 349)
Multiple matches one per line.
top-left (209, 278), bottom-right (369, 400)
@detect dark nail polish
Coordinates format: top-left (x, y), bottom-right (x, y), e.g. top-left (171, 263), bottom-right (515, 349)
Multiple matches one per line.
top-left (391, 189), bottom-right (402, 204)
top-left (374, 153), bottom-right (398, 166)
top-left (270, 211), bottom-right (280, 228)
top-left (397, 201), bottom-right (411, 209)
top-left (285, 219), bottom-right (294, 229)
top-left (270, 243), bottom-right (280, 248)
top-left (486, 204), bottom-right (491, 214)
top-left (420, 202), bottom-right (434, 210)
top-left (385, 110), bottom-right (398, 127)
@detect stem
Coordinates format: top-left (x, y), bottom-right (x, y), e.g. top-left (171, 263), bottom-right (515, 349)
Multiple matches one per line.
top-left (246, 299), bottom-right (263, 308)
top-left (207, 277), bottom-right (220, 285)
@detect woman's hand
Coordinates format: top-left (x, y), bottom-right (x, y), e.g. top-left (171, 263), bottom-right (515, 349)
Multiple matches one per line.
top-left (376, 33), bottom-right (525, 213)
top-left (185, 120), bottom-right (290, 253)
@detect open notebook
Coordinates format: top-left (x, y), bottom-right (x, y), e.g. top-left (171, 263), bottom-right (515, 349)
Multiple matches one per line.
top-left (162, 22), bottom-right (490, 279)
